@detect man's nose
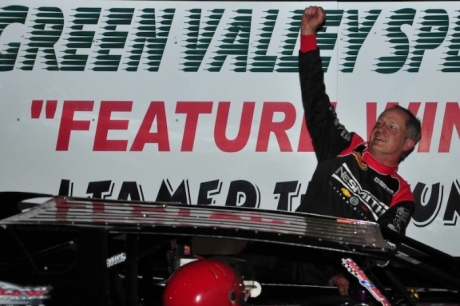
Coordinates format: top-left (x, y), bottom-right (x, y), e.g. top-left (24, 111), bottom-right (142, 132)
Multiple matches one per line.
top-left (376, 124), bottom-right (388, 133)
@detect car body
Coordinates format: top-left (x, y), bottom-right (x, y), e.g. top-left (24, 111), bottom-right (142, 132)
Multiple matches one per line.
top-left (0, 193), bottom-right (459, 306)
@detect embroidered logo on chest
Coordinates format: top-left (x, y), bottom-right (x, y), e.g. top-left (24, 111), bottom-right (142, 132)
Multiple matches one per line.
top-left (374, 177), bottom-right (395, 195)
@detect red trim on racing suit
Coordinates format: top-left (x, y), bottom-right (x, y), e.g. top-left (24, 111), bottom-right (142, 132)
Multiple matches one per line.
top-left (296, 35), bottom-right (414, 235)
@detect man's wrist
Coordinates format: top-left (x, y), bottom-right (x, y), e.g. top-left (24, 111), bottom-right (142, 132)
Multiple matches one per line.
top-left (301, 27), bottom-right (317, 36)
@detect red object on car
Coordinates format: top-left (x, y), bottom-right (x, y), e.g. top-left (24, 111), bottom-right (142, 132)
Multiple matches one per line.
top-left (163, 259), bottom-right (246, 306)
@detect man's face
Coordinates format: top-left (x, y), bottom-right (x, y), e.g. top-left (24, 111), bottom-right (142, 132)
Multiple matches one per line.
top-left (369, 108), bottom-right (414, 164)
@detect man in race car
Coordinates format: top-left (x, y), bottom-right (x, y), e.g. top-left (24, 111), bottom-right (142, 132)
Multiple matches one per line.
top-left (296, 6), bottom-right (422, 295)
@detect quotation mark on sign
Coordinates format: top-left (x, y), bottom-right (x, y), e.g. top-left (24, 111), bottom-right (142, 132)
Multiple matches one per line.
top-left (31, 100), bottom-right (57, 119)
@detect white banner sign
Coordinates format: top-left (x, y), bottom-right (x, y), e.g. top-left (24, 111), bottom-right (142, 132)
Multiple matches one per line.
top-left (0, 1), bottom-right (459, 255)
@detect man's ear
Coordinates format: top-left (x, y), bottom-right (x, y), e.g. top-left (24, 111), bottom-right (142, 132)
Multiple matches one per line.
top-left (403, 138), bottom-right (415, 152)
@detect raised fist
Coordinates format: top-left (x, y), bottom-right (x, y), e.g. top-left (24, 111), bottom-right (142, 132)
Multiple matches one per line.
top-left (301, 6), bottom-right (326, 35)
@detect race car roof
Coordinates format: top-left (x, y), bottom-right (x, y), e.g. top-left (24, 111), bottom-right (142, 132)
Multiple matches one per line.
top-left (0, 196), bottom-right (387, 252)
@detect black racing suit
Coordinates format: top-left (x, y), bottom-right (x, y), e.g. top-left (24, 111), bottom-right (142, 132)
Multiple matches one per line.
top-left (296, 46), bottom-right (414, 236)
top-left (241, 39), bottom-right (416, 288)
